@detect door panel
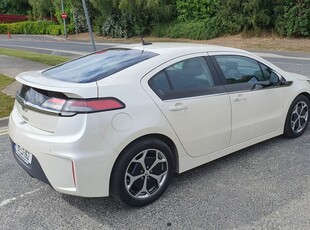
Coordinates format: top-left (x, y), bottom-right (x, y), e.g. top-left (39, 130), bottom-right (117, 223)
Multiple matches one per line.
top-left (159, 94), bottom-right (231, 157)
top-left (210, 53), bottom-right (284, 146)
top-left (229, 88), bottom-right (284, 146)
top-left (142, 55), bottom-right (232, 157)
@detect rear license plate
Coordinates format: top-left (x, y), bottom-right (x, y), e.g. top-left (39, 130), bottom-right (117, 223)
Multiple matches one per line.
top-left (15, 144), bottom-right (32, 165)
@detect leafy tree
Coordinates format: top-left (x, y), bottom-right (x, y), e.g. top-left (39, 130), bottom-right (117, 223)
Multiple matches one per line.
top-left (176, 0), bottom-right (218, 21)
top-left (28, 0), bottom-right (54, 20)
top-left (0, 0), bottom-right (30, 14)
top-left (275, 0), bottom-right (310, 37)
top-left (91, 0), bottom-right (176, 37)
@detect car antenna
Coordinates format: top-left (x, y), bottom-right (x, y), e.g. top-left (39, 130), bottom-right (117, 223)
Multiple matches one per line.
top-left (140, 35), bottom-right (152, 45)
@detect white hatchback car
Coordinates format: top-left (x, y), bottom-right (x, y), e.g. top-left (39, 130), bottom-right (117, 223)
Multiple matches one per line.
top-left (9, 43), bottom-right (310, 206)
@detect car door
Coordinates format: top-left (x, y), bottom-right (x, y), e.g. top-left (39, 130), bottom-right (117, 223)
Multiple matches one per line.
top-left (141, 55), bottom-right (231, 157)
top-left (210, 53), bottom-right (285, 146)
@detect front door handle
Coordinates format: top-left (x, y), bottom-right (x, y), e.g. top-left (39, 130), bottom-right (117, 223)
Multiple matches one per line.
top-left (169, 103), bottom-right (188, 111)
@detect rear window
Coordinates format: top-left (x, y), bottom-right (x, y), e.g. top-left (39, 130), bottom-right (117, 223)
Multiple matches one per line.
top-left (43, 48), bottom-right (158, 83)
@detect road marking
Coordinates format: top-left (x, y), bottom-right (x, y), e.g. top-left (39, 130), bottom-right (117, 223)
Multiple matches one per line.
top-left (0, 128), bottom-right (8, 136)
top-left (271, 61), bottom-right (308, 67)
top-left (254, 52), bottom-right (310, 61)
top-left (0, 186), bottom-right (47, 207)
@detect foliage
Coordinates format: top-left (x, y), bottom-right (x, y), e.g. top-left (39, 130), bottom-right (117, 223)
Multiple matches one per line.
top-left (176, 0), bottom-right (218, 21)
top-left (1, 0), bottom-right (310, 39)
top-left (92, 0), bottom-right (176, 37)
top-left (28, 0), bottom-right (54, 20)
top-left (0, 14), bottom-right (28, 23)
top-left (71, 3), bottom-right (87, 33)
top-left (0, 0), bottom-right (30, 15)
top-left (275, 0), bottom-right (310, 37)
top-left (0, 21), bottom-right (74, 36)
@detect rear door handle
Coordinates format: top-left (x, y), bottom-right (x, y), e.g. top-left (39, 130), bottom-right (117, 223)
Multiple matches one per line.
top-left (169, 103), bottom-right (188, 111)
top-left (234, 95), bottom-right (246, 102)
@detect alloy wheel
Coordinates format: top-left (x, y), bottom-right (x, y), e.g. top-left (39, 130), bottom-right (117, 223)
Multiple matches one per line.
top-left (291, 101), bottom-right (308, 133)
top-left (125, 149), bottom-right (168, 199)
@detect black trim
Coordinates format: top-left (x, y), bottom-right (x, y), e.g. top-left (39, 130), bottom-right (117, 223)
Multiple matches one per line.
top-left (210, 56), bottom-right (229, 86)
top-left (160, 85), bottom-right (227, 100)
top-left (11, 140), bottom-right (51, 186)
top-left (16, 91), bottom-right (126, 117)
top-left (204, 56), bottom-right (222, 86)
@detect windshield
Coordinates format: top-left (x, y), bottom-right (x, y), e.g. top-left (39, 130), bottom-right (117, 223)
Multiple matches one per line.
top-left (43, 48), bottom-right (158, 83)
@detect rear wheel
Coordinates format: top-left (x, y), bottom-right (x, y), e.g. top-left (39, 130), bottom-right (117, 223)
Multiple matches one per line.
top-left (284, 95), bottom-right (309, 138)
top-left (111, 138), bottom-right (174, 207)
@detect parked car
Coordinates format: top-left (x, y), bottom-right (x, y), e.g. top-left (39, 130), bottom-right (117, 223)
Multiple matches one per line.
top-left (9, 43), bottom-right (310, 207)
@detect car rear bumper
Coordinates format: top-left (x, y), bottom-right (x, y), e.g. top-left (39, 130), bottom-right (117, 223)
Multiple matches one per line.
top-left (8, 107), bottom-right (119, 197)
top-left (11, 140), bottom-right (51, 186)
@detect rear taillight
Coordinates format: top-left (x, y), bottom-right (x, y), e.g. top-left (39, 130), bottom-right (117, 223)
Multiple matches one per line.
top-left (41, 97), bottom-right (125, 116)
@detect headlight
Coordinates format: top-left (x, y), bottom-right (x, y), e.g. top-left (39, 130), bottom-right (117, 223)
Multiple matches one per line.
top-left (307, 80), bottom-right (310, 85)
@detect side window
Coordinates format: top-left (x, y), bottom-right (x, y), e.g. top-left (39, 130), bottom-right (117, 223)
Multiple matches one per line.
top-left (215, 56), bottom-right (265, 84)
top-left (259, 63), bottom-right (272, 80)
top-left (149, 57), bottom-right (216, 100)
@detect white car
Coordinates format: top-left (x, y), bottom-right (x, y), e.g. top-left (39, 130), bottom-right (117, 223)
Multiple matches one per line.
top-left (9, 43), bottom-right (310, 207)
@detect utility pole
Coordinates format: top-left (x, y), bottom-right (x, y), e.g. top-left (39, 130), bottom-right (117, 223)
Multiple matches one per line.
top-left (61, 0), bottom-right (67, 38)
top-left (82, 0), bottom-right (96, 51)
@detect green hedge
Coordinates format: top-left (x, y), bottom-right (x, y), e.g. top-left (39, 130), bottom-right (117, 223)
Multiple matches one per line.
top-left (151, 19), bottom-right (224, 40)
top-left (0, 21), bottom-right (74, 35)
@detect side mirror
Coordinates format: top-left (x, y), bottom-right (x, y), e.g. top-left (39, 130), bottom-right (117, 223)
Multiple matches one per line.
top-left (270, 71), bottom-right (281, 85)
top-left (252, 71), bottom-right (282, 90)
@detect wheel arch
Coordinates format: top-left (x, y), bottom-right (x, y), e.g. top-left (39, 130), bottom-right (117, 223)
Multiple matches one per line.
top-left (300, 92), bottom-right (310, 102)
top-left (283, 92), bottom-right (310, 138)
top-left (113, 133), bottom-right (179, 172)
top-left (109, 133), bottom-right (179, 193)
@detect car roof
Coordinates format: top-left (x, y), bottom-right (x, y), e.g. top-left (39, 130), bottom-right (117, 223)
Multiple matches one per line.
top-left (114, 42), bottom-right (250, 56)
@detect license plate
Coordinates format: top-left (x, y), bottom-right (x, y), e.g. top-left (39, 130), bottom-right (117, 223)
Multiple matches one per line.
top-left (15, 144), bottom-right (32, 165)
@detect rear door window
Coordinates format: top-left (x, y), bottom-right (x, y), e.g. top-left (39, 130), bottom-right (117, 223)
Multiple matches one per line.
top-left (43, 48), bottom-right (158, 83)
top-left (149, 57), bottom-right (225, 100)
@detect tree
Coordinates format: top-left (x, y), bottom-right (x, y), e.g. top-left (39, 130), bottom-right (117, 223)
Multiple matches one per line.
top-left (176, 0), bottom-right (218, 21)
top-left (91, 0), bottom-right (176, 37)
top-left (275, 0), bottom-right (310, 37)
top-left (28, 0), bottom-right (54, 20)
top-left (0, 0), bottom-right (31, 14)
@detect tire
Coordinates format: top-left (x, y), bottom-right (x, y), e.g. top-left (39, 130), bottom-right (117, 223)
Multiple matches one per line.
top-left (284, 95), bottom-right (309, 138)
top-left (110, 138), bottom-right (174, 207)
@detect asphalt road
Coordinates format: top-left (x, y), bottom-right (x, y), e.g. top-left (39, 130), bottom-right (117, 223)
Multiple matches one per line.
top-left (0, 35), bottom-right (113, 57)
top-left (1, 129), bottom-right (310, 229)
top-left (1, 35), bottom-right (310, 229)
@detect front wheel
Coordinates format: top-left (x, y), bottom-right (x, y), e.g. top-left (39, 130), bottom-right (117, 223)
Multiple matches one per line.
top-left (284, 95), bottom-right (309, 138)
top-left (110, 138), bottom-right (174, 207)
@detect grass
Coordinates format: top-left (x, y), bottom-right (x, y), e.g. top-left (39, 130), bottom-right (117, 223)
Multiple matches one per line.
top-left (0, 74), bottom-right (15, 118)
top-left (0, 48), bottom-right (70, 66)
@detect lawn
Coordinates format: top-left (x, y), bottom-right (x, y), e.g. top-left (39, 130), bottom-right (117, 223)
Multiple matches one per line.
top-left (0, 47), bottom-right (70, 66)
top-left (0, 74), bottom-right (15, 118)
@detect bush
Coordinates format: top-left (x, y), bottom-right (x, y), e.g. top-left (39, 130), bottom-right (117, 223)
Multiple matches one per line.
top-left (0, 21), bottom-right (74, 35)
top-left (275, 0), bottom-right (310, 37)
top-left (0, 14), bottom-right (28, 23)
top-left (0, 23), bottom-right (8, 33)
top-left (152, 20), bottom-right (218, 40)
top-left (176, 0), bottom-right (218, 21)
